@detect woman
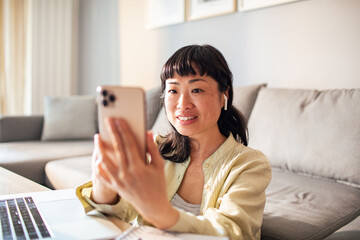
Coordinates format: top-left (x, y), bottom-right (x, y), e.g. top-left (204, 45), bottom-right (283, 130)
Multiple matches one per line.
top-left (77, 44), bottom-right (271, 240)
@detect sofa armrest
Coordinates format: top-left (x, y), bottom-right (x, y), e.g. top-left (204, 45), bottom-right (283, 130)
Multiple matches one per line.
top-left (0, 115), bottom-right (44, 142)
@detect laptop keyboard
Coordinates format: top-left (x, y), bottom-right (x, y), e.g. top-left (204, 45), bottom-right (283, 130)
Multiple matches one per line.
top-left (0, 197), bottom-right (51, 240)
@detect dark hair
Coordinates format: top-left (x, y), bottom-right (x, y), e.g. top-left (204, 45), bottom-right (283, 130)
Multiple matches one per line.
top-left (158, 44), bottom-right (248, 163)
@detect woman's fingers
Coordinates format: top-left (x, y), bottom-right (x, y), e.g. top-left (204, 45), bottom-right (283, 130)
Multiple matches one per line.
top-left (112, 118), bottom-right (145, 168)
top-left (96, 162), bottom-right (112, 183)
top-left (91, 134), bottom-right (119, 204)
top-left (106, 118), bottom-right (129, 172)
top-left (93, 133), bottom-right (124, 190)
top-left (98, 132), bottom-right (126, 188)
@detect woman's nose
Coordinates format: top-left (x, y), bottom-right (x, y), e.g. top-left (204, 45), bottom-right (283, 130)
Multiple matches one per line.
top-left (177, 93), bottom-right (192, 110)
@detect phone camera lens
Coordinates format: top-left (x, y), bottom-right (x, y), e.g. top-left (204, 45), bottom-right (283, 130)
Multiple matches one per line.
top-left (102, 90), bottom-right (108, 96)
top-left (109, 94), bottom-right (116, 102)
top-left (102, 100), bottom-right (108, 106)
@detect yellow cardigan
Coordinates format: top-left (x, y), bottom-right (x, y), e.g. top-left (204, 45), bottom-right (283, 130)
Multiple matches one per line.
top-left (76, 134), bottom-right (271, 240)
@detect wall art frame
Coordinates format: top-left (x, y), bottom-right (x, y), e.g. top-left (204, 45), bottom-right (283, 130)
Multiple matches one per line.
top-left (239, 0), bottom-right (300, 12)
top-left (145, 0), bottom-right (185, 29)
top-left (186, 0), bottom-right (237, 21)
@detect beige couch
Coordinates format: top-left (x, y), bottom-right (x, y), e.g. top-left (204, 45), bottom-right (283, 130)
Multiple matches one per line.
top-left (0, 84), bottom-right (359, 239)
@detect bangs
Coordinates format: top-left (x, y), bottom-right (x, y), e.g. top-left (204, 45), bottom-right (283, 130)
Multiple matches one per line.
top-left (160, 45), bottom-right (232, 93)
top-left (161, 46), bottom-right (214, 81)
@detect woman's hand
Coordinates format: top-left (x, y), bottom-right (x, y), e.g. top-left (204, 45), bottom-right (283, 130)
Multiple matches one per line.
top-left (90, 134), bottom-right (119, 204)
top-left (95, 118), bottom-right (179, 229)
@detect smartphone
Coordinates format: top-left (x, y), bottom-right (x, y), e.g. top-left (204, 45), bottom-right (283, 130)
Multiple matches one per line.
top-left (97, 86), bottom-right (146, 158)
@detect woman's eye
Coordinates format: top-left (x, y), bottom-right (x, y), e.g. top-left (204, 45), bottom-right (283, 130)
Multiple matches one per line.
top-left (192, 89), bottom-right (202, 93)
top-left (168, 89), bottom-right (177, 94)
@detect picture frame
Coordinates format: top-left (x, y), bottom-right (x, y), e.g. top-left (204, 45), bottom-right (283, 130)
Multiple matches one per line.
top-left (239, 0), bottom-right (300, 12)
top-left (186, 0), bottom-right (237, 21)
top-left (145, 0), bottom-right (185, 29)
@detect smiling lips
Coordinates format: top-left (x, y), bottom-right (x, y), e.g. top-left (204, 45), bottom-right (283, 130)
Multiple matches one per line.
top-left (176, 115), bottom-right (198, 124)
top-left (177, 116), bottom-right (196, 121)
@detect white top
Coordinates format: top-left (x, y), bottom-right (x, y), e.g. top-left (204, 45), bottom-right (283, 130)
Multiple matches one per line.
top-left (171, 193), bottom-right (201, 215)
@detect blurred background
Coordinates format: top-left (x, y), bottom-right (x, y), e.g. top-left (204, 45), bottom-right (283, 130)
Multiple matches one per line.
top-left (1, 0), bottom-right (359, 114)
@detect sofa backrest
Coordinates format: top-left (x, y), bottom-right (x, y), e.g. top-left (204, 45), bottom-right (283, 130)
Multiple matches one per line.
top-left (0, 115), bottom-right (44, 142)
top-left (248, 88), bottom-right (360, 186)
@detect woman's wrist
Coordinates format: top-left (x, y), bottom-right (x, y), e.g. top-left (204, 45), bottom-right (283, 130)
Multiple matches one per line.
top-left (91, 182), bottom-right (119, 205)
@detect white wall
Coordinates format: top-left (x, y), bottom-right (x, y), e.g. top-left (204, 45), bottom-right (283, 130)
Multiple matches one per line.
top-left (117, 0), bottom-right (360, 90)
top-left (77, 0), bottom-right (120, 95)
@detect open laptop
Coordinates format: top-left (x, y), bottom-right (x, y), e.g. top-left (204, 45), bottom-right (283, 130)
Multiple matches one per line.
top-left (0, 189), bottom-right (122, 240)
top-left (0, 189), bottom-right (229, 240)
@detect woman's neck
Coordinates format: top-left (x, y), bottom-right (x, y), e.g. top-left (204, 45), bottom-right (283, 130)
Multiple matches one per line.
top-left (189, 131), bottom-right (227, 164)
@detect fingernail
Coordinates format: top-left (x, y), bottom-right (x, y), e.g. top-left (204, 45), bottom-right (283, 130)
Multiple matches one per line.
top-left (147, 131), bottom-right (153, 138)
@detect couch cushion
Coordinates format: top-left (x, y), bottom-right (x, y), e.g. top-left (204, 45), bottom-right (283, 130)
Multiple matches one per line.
top-left (232, 83), bottom-right (267, 121)
top-left (151, 107), bottom-right (172, 136)
top-left (324, 216), bottom-right (360, 240)
top-left (146, 86), bottom-right (162, 130)
top-left (41, 96), bottom-right (97, 141)
top-left (151, 83), bottom-right (267, 136)
top-left (45, 156), bottom-right (92, 189)
top-left (248, 88), bottom-right (360, 186)
top-left (0, 141), bottom-right (93, 184)
top-left (262, 168), bottom-right (360, 240)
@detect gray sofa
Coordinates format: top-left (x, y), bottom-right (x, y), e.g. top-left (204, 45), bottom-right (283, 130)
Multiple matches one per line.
top-left (0, 84), bottom-right (359, 239)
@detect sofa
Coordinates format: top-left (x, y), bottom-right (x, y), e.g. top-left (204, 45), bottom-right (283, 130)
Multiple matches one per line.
top-left (0, 84), bottom-right (359, 239)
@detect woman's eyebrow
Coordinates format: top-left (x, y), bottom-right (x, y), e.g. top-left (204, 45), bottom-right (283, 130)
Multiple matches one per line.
top-left (189, 78), bottom-right (207, 84)
top-left (166, 80), bottom-right (179, 85)
top-left (166, 78), bottom-right (207, 85)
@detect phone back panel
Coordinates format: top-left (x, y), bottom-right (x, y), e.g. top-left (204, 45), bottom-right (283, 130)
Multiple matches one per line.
top-left (97, 86), bottom-right (146, 157)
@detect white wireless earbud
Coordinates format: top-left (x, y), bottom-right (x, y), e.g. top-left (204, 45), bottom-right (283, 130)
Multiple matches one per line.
top-left (224, 94), bottom-right (228, 111)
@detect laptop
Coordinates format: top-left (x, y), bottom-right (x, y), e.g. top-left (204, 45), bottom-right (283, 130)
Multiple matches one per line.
top-left (0, 189), bottom-right (122, 240)
top-left (0, 189), bottom-right (229, 240)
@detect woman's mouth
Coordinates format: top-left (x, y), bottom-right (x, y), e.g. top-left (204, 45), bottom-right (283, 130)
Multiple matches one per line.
top-left (176, 116), bottom-right (198, 125)
top-left (177, 116), bottom-right (197, 121)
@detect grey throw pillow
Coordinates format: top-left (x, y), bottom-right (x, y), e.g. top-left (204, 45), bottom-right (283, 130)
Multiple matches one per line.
top-left (151, 107), bottom-right (172, 136)
top-left (232, 83), bottom-right (267, 121)
top-left (41, 96), bottom-right (97, 141)
top-left (146, 86), bottom-right (162, 130)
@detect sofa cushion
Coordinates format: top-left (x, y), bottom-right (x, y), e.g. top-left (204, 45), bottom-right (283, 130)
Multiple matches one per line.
top-left (151, 107), bottom-right (172, 136)
top-left (232, 83), bottom-right (267, 121)
top-left (248, 88), bottom-right (360, 186)
top-left (45, 156), bottom-right (92, 189)
top-left (41, 96), bottom-right (97, 141)
top-left (262, 168), bottom-right (360, 240)
top-left (151, 83), bottom-right (267, 136)
top-left (0, 141), bottom-right (93, 184)
top-left (324, 216), bottom-right (360, 240)
top-left (146, 86), bottom-right (162, 130)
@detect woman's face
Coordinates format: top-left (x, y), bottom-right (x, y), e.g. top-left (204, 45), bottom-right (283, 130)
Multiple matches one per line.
top-left (164, 72), bottom-right (225, 140)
